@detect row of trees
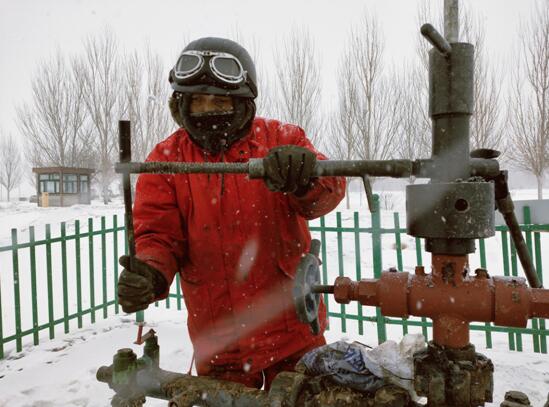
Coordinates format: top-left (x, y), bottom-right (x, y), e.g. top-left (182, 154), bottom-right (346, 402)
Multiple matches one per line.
top-left (15, 31), bottom-right (174, 203)
top-left (7, 1), bottom-right (549, 204)
top-left (300, 1), bottom-right (548, 202)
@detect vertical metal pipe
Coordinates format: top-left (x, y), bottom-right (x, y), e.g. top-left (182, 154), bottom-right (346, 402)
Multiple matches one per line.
top-left (444, 0), bottom-right (459, 42)
top-left (119, 120), bottom-right (135, 259)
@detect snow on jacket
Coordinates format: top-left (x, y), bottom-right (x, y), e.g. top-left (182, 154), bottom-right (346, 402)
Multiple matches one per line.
top-left (133, 117), bottom-right (346, 374)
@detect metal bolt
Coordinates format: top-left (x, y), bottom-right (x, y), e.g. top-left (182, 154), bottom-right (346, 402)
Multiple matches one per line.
top-left (415, 266), bottom-right (426, 276)
top-left (474, 268), bottom-right (490, 279)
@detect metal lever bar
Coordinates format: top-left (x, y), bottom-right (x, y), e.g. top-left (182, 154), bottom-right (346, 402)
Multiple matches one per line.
top-left (115, 158), bottom-right (500, 179)
top-left (494, 172), bottom-right (542, 288)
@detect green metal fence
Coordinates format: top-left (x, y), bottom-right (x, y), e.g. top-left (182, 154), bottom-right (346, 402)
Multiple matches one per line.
top-left (0, 196), bottom-right (547, 360)
top-left (0, 216), bottom-right (126, 359)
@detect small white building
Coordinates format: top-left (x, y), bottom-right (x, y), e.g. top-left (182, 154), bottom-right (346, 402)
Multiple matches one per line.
top-left (32, 167), bottom-right (95, 207)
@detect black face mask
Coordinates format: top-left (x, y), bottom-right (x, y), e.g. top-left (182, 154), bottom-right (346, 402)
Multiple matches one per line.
top-left (187, 110), bottom-right (235, 151)
top-left (179, 94), bottom-right (256, 155)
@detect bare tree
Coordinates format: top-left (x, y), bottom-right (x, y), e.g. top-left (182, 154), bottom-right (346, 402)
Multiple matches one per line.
top-left (325, 48), bottom-right (360, 208)
top-left (0, 133), bottom-right (23, 201)
top-left (397, 62), bottom-right (430, 181)
top-left (73, 29), bottom-right (126, 203)
top-left (274, 28), bottom-right (323, 144)
top-left (507, 0), bottom-right (549, 199)
top-left (349, 13), bottom-right (402, 166)
top-left (16, 51), bottom-right (93, 168)
top-left (123, 45), bottom-right (174, 163)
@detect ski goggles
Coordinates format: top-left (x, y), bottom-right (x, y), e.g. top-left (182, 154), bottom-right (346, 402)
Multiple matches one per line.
top-left (173, 50), bottom-right (247, 86)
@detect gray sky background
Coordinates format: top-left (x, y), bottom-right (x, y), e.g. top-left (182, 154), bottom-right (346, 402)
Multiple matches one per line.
top-left (0, 0), bottom-right (543, 190)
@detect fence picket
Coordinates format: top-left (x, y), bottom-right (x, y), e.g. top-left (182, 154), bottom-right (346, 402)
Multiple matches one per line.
top-left (113, 215), bottom-right (119, 314)
top-left (353, 212), bottom-right (364, 336)
top-left (415, 237), bottom-right (429, 341)
top-left (61, 222), bottom-right (69, 333)
top-left (88, 218), bottom-right (96, 324)
top-left (320, 216), bottom-right (329, 330)
top-left (371, 196), bottom-right (387, 344)
top-left (479, 238), bottom-right (492, 348)
top-left (29, 226), bottom-right (39, 345)
top-left (176, 273), bottom-right (182, 310)
top-left (0, 262), bottom-right (3, 358)
top-left (11, 229), bottom-right (22, 352)
top-left (75, 220), bottom-right (83, 328)
top-left (523, 207), bottom-right (541, 353)
top-left (500, 230), bottom-right (515, 350)
top-left (510, 238), bottom-right (523, 351)
top-left (393, 212), bottom-right (407, 335)
top-left (46, 224), bottom-right (55, 339)
top-left (101, 217), bottom-right (107, 319)
top-left (336, 212), bottom-right (346, 333)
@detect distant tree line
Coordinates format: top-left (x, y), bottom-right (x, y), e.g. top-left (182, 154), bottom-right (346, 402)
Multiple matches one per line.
top-left (3, 0), bottom-right (548, 204)
top-left (14, 30), bottom-right (174, 204)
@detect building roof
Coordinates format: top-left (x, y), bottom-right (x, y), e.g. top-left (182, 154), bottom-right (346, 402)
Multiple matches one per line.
top-left (32, 167), bottom-right (95, 175)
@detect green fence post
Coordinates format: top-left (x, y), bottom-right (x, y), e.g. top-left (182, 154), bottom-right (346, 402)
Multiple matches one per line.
top-left (88, 218), bottom-right (96, 324)
top-left (11, 229), bottom-right (22, 352)
top-left (523, 206), bottom-right (540, 353)
top-left (534, 231), bottom-right (547, 353)
top-left (415, 237), bottom-right (429, 340)
top-left (336, 212), bottom-right (347, 333)
top-left (371, 195), bottom-right (386, 344)
top-left (29, 226), bottom-right (39, 345)
top-left (320, 216), bottom-right (329, 330)
top-left (479, 238), bottom-right (492, 348)
top-left (75, 220), bottom-right (83, 329)
top-left (353, 212), bottom-right (364, 336)
top-left (113, 215), bottom-right (119, 314)
top-left (0, 261), bottom-right (3, 359)
top-left (61, 222), bottom-right (69, 334)
top-left (101, 216), bottom-right (108, 319)
top-left (176, 273), bottom-right (182, 311)
top-left (500, 230), bottom-right (515, 350)
top-left (509, 235), bottom-right (523, 351)
top-left (46, 224), bottom-right (55, 339)
top-left (393, 212), bottom-right (407, 335)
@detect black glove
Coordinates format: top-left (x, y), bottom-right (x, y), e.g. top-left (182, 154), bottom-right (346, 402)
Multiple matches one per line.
top-left (117, 255), bottom-right (168, 313)
top-left (263, 145), bottom-right (317, 195)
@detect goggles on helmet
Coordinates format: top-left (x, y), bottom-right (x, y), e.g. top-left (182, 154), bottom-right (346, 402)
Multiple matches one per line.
top-left (173, 50), bottom-right (247, 87)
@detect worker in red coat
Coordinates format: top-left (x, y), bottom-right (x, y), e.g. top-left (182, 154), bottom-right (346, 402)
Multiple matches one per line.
top-left (117, 37), bottom-right (345, 390)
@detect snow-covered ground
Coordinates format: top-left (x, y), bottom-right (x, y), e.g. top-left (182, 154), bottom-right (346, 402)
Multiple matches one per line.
top-left (0, 190), bottom-right (548, 406)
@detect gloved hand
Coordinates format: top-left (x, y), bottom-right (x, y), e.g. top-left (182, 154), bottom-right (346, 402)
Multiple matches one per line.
top-left (118, 255), bottom-right (168, 313)
top-left (263, 145), bottom-right (317, 195)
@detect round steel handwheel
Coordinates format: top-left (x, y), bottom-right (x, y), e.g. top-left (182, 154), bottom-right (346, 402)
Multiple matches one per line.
top-left (293, 240), bottom-right (322, 335)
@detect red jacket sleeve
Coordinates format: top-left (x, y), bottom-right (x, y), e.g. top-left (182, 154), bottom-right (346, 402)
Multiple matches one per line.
top-left (282, 126), bottom-right (346, 219)
top-left (132, 142), bottom-right (186, 300)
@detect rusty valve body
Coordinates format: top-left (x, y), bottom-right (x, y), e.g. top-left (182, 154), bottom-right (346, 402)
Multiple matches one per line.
top-left (333, 255), bottom-right (549, 349)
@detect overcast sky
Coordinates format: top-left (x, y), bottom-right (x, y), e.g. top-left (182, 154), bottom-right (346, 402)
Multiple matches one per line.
top-left (0, 0), bottom-right (542, 190)
top-left (0, 0), bottom-right (537, 132)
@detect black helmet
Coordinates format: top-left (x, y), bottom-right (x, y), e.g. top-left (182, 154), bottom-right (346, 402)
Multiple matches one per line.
top-left (169, 37), bottom-right (258, 99)
top-left (168, 37), bottom-right (257, 154)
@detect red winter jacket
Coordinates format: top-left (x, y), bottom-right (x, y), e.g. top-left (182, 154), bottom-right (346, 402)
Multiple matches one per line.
top-left (133, 117), bottom-right (345, 374)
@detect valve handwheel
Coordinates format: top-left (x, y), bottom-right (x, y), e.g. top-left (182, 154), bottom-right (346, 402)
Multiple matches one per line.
top-left (293, 239), bottom-right (322, 335)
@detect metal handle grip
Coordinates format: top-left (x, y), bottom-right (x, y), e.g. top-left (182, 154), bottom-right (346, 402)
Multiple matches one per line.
top-left (421, 23), bottom-right (452, 56)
